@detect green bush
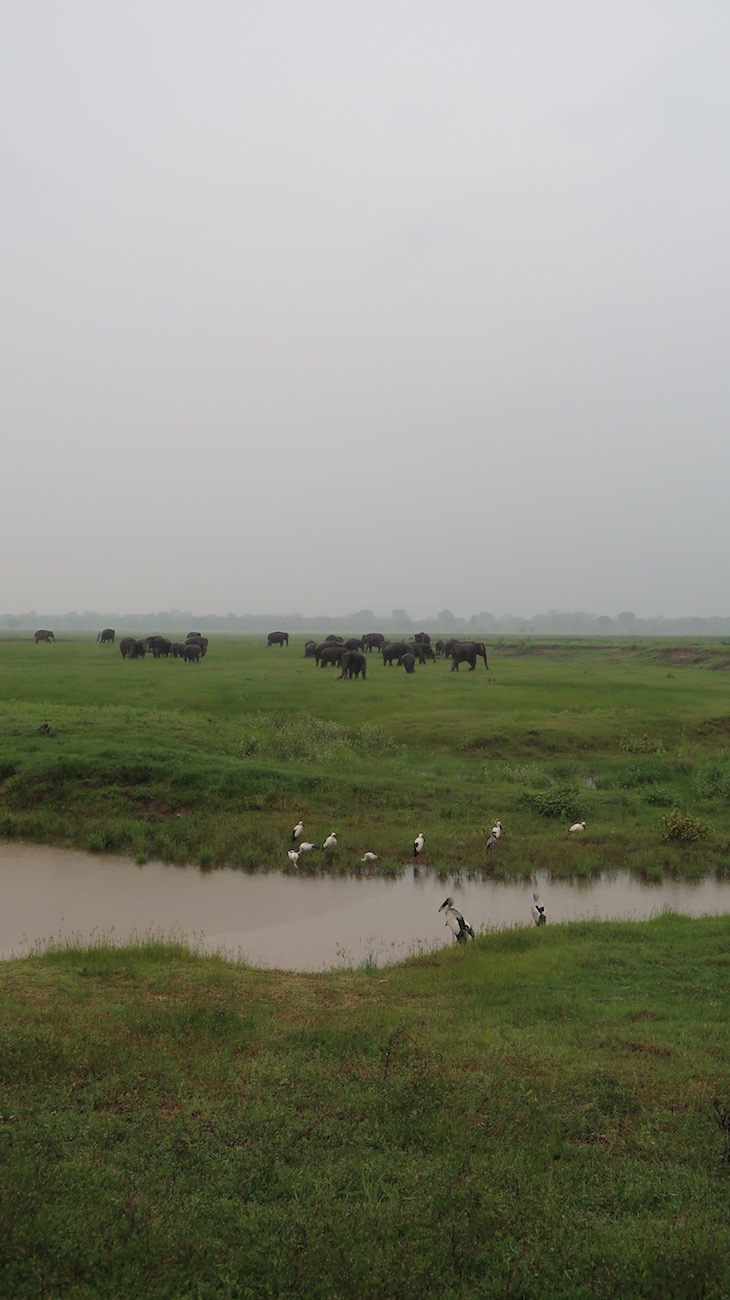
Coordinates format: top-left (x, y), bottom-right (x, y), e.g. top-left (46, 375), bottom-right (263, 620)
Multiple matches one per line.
top-left (517, 785), bottom-right (583, 822)
top-left (661, 809), bottom-right (710, 843)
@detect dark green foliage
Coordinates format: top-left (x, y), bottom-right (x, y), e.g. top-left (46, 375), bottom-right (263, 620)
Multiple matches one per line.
top-left (517, 784), bottom-right (583, 822)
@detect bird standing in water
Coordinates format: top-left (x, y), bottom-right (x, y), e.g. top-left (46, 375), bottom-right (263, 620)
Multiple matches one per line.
top-left (531, 892), bottom-right (546, 925)
top-left (413, 832), bottom-right (425, 858)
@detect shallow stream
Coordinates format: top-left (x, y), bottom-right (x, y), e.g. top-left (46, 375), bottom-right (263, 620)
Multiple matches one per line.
top-left (2, 843), bottom-right (729, 970)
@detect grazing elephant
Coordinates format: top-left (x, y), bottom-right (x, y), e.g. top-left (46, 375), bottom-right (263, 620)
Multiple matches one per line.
top-left (343, 637), bottom-right (364, 652)
top-left (152, 636), bottom-right (172, 658)
top-left (97, 628), bottom-right (115, 644)
top-left (170, 641), bottom-right (186, 658)
top-left (362, 632), bottom-right (385, 652)
top-left (399, 652), bottom-right (416, 674)
top-left (409, 641), bottom-right (435, 664)
top-left (338, 650), bottom-right (367, 680)
top-left (120, 636), bottom-right (146, 659)
top-left (382, 641), bottom-right (411, 666)
top-left (267, 631), bottom-right (289, 647)
top-left (34, 629), bottom-right (55, 644)
top-left (450, 641), bottom-right (489, 672)
top-left (304, 640), bottom-right (318, 658)
top-left (318, 644), bottom-right (344, 668)
top-left (185, 635), bottom-right (208, 657)
top-left (183, 642), bottom-right (201, 663)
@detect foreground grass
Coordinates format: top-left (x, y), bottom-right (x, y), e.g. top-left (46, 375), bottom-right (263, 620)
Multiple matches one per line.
top-left (2, 634), bottom-right (730, 877)
top-left (2, 913), bottom-right (730, 1297)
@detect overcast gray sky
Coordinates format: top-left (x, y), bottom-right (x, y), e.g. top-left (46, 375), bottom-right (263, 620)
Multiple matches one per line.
top-left (2, 2), bottom-right (728, 620)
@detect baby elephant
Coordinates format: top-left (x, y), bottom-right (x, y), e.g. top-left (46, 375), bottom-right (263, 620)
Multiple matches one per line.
top-left (399, 652), bottom-right (416, 674)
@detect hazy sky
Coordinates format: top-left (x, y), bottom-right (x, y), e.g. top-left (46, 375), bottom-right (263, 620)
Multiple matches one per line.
top-left (2, 2), bottom-right (729, 619)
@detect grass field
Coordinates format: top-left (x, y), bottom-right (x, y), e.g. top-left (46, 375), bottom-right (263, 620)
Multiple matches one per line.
top-left (2, 633), bottom-right (730, 877)
top-left (2, 914), bottom-right (730, 1297)
top-left (3, 634), bottom-right (730, 1295)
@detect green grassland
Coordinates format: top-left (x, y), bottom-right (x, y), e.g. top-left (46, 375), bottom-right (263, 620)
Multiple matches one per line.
top-left (2, 914), bottom-right (730, 1297)
top-left (2, 633), bottom-right (730, 877)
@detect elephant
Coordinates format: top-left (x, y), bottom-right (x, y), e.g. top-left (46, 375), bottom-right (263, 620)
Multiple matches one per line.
top-left (170, 641), bottom-right (186, 657)
top-left (183, 642), bottom-right (201, 663)
top-left (185, 635), bottom-right (208, 657)
top-left (34, 629), bottom-right (55, 644)
top-left (382, 641), bottom-right (411, 666)
top-left (450, 641), bottom-right (489, 672)
top-left (324, 634), bottom-right (344, 644)
top-left (304, 640), bottom-right (318, 658)
top-left (338, 650), bottom-right (367, 680)
top-left (267, 631), bottom-right (289, 647)
top-left (317, 644), bottom-right (344, 668)
top-left (97, 628), bottom-right (115, 644)
top-left (343, 637), bottom-right (364, 652)
top-left (120, 636), bottom-right (146, 659)
top-left (152, 636), bottom-right (172, 658)
top-left (362, 633), bottom-right (385, 652)
top-left (409, 641), bottom-right (435, 664)
top-left (413, 632), bottom-right (431, 645)
top-left (399, 652), bottom-right (416, 674)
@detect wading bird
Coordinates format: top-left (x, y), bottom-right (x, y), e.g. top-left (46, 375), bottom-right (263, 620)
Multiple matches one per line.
top-left (292, 821), bottom-right (304, 842)
top-left (298, 841), bottom-right (317, 854)
top-left (486, 820), bottom-right (502, 854)
top-left (322, 832), bottom-right (338, 851)
top-left (360, 852), bottom-right (378, 863)
top-left (531, 892), bottom-right (546, 925)
top-left (439, 897), bottom-right (475, 943)
top-left (568, 821), bottom-right (586, 835)
top-left (413, 832), bottom-right (425, 857)
top-left (287, 849), bottom-right (300, 868)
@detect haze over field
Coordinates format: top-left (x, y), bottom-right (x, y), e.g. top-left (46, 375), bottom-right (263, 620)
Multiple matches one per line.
top-left (2, 3), bottom-right (729, 622)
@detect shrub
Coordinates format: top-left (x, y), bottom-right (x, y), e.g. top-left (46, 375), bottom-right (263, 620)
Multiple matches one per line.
top-left (517, 785), bottom-right (583, 822)
top-left (661, 809), bottom-right (710, 843)
top-left (620, 733), bottom-right (666, 755)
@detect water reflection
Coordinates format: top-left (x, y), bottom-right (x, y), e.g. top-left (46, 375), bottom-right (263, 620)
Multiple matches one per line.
top-left (2, 842), bottom-right (730, 972)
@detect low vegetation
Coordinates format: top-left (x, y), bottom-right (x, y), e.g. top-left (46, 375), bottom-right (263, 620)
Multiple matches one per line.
top-left (2, 913), bottom-right (730, 1297)
top-left (2, 633), bottom-right (730, 877)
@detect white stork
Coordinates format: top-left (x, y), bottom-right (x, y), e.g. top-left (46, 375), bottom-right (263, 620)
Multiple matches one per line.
top-left (322, 831), bottom-right (338, 851)
top-left (298, 841), bottom-right (317, 854)
top-left (413, 832), bottom-right (425, 857)
top-left (360, 852), bottom-right (378, 863)
top-left (531, 892), bottom-right (546, 925)
top-left (287, 849), bottom-right (300, 869)
top-left (292, 820), bottom-right (304, 842)
top-left (568, 821), bottom-right (586, 835)
top-left (439, 896), bottom-right (475, 943)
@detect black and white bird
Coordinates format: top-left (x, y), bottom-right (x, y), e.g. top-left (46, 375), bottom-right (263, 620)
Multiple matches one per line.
top-left (287, 849), bottom-right (300, 869)
top-left (322, 831), bottom-right (338, 851)
top-left (298, 841), bottom-right (317, 855)
top-left (486, 820), bottom-right (502, 854)
top-left (531, 892), bottom-right (546, 925)
top-left (413, 832), bottom-right (425, 857)
top-left (360, 852), bottom-right (378, 863)
top-left (292, 821), bottom-right (304, 842)
top-left (439, 897), bottom-right (475, 944)
top-left (568, 821), bottom-right (586, 835)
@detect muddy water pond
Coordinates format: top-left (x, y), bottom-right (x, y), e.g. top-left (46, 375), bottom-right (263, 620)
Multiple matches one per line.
top-left (2, 842), bottom-right (730, 971)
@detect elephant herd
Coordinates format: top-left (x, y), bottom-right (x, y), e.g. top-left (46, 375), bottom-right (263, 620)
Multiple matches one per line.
top-left (300, 632), bottom-right (489, 677)
top-left (118, 633), bottom-right (209, 663)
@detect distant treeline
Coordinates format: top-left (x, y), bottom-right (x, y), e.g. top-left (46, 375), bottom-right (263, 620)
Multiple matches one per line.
top-left (2, 608), bottom-right (730, 637)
